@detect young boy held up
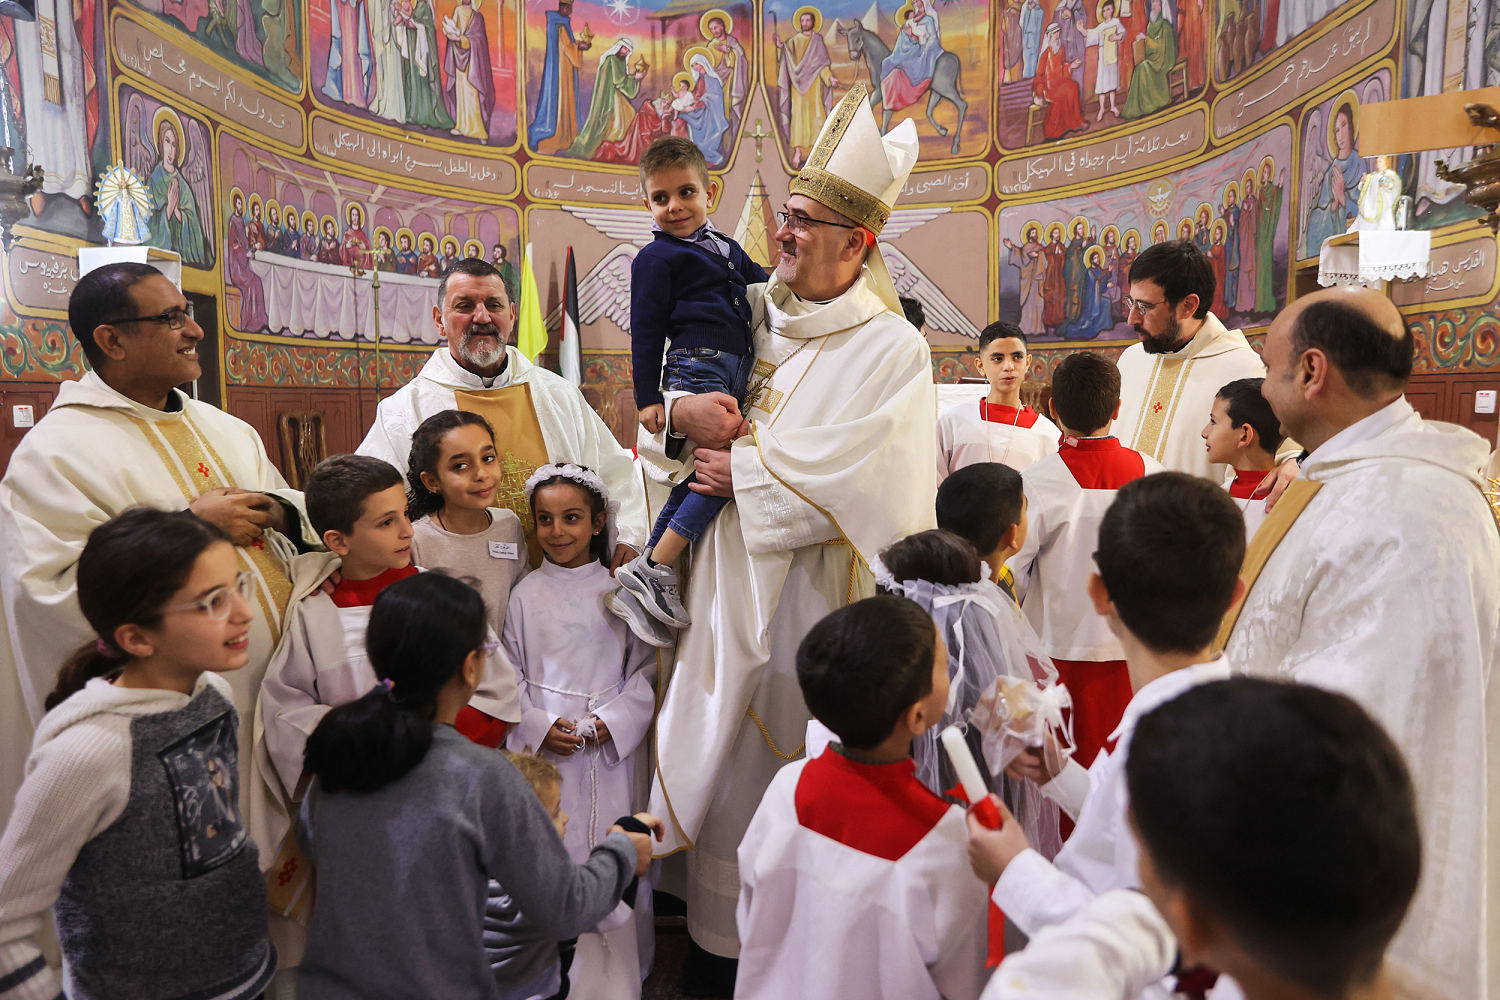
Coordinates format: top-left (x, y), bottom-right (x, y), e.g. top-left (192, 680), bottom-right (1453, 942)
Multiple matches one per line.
top-left (609, 135), bottom-right (769, 647)
top-left (736, 595), bottom-right (989, 1000)
top-left (937, 322), bottom-right (1060, 482)
top-left (259, 455), bottom-right (520, 804)
top-left (1200, 377), bottom-right (1283, 540)
top-left (1008, 351), bottom-right (1161, 768)
top-left (936, 461), bottom-right (1028, 602)
top-left (969, 473), bottom-right (1247, 997)
top-left (982, 677), bottom-right (1421, 1000)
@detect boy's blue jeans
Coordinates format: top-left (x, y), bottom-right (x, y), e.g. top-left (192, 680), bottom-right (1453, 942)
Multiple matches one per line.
top-left (648, 347), bottom-right (755, 549)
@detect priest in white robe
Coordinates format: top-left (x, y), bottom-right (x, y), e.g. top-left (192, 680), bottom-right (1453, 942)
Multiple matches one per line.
top-left (357, 258), bottom-right (646, 562)
top-left (1220, 286), bottom-right (1499, 1000)
top-left (0, 264), bottom-right (314, 834)
top-left (1115, 240), bottom-right (1271, 482)
top-left (642, 86), bottom-right (936, 979)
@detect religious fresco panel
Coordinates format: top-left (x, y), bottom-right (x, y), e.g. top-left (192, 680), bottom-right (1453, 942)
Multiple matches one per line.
top-left (118, 0), bottom-right (303, 93)
top-left (1213, 0), bottom-right (1362, 83)
top-left (524, 0), bottom-right (754, 170)
top-left (997, 122), bottom-right (1292, 347)
top-left (308, 0), bottom-right (518, 147)
top-left (1295, 67), bottom-right (1391, 260)
top-left (763, 0), bottom-right (990, 168)
top-left (117, 86), bottom-right (216, 269)
top-left (217, 132), bottom-right (520, 342)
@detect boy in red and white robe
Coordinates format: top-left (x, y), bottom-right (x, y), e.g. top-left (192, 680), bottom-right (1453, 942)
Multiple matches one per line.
top-left (736, 596), bottom-right (989, 1000)
top-left (1200, 377), bottom-right (1283, 541)
top-left (937, 323), bottom-right (1060, 482)
top-left (1008, 354), bottom-right (1160, 769)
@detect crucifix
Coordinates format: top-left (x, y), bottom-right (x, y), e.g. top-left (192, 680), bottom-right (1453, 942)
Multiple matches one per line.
top-left (747, 118), bottom-right (771, 163)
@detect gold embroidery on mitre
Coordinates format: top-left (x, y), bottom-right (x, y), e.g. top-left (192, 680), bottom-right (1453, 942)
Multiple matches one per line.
top-left (788, 84), bottom-right (890, 235)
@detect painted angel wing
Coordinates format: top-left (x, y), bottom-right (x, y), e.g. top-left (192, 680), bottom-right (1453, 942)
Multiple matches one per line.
top-left (882, 205), bottom-right (951, 240)
top-left (544, 244), bottom-right (637, 332)
top-left (881, 243), bottom-right (981, 339)
top-left (560, 205), bottom-right (657, 247)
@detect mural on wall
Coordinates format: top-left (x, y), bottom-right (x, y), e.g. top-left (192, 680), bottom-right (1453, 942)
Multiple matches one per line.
top-left (761, 0), bottom-right (988, 166)
top-left (124, 0), bottom-right (303, 92)
top-left (1214, 0), bottom-right (1361, 81)
top-left (120, 87), bottom-right (216, 267)
top-left (998, 122), bottom-right (1291, 345)
top-left (218, 132), bottom-right (520, 342)
top-left (309, 0), bottom-right (516, 144)
top-left (524, 0), bottom-right (752, 169)
top-left (1298, 69), bottom-right (1390, 259)
top-left (1, 0), bottom-right (1499, 453)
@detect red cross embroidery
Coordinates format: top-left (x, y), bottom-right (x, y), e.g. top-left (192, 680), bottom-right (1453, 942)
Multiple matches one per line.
top-left (196, 462), bottom-right (210, 477)
top-left (276, 858), bottom-right (299, 885)
top-left (1151, 402), bottom-right (1163, 414)
top-left (249, 539), bottom-right (265, 550)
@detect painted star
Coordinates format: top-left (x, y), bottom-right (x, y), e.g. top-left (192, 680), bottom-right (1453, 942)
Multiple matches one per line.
top-left (605, 0), bottom-right (636, 23)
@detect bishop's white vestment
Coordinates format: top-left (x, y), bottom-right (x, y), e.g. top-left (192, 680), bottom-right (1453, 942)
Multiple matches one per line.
top-left (642, 269), bottom-right (938, 956)
top-left (1115, 315), bottom-right (1266, 482)
top-left (736, 750), bottom-right (989, 1000)
top-left (357, 347), bottom-right (648, 550)
top-left (1224, 399), bottom-right (1499, 1000)
top-left (0, 372), bottom-right (313, 837)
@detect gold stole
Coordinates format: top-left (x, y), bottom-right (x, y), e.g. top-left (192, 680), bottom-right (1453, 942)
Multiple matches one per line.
top-left (453, 384), bottom-right (551, 568)
top-left (1131, 356), bottom-right (1195, 460)
top-left (123, 412), bottom-right (294, 639)
top-left (1212, 478), bottom-right (1323, 653)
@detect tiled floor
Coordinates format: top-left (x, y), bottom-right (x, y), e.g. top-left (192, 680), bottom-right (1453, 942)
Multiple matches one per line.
top-left (641, 919), bottom-right (703, 1000)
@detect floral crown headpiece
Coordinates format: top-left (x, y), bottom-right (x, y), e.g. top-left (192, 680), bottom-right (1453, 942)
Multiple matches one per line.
top-left (524, 462), bottom-right (611, 503)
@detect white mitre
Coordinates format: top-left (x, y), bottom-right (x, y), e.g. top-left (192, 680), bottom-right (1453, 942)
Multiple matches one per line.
top-left (789, 83), bottom-right (919, 313)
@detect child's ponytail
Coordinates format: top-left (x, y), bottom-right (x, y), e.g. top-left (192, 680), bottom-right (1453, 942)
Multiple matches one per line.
top-left (304, 572), bottom-right (488, 794)
top-left (47, 508), bottom-right (231, 710)
top-left (406, 410), bottom-right (496, 520)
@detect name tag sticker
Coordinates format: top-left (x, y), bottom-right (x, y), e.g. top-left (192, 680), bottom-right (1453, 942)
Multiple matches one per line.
top-left (489, 541), bottom-right (519, 560)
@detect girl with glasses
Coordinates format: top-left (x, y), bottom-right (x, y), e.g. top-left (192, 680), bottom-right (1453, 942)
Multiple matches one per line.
top-left (0, 506), bottom-right (275, 1000)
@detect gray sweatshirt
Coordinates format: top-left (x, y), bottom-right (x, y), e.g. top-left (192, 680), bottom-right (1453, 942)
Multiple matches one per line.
top-left (297, 726), bottom-right (636, 999)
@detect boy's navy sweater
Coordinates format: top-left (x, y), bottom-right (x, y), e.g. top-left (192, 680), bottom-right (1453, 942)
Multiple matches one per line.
top-left (629, 231), bottom-right (769, 408)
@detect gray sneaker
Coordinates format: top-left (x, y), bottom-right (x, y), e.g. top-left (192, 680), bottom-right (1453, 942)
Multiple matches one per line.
top-left (616, 553), bottom-right (692, 628)
top-left (605, 588), bottom-right (676, 649)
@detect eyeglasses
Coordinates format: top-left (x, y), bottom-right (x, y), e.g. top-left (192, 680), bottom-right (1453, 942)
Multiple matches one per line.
top-left (1122, 296), bottom-right (1165, 315)
top-left (776, 210), bottom-right (861, 235)
top-left (108, 303), bottom-right (195, 330)
top-left (162, 570), bottom-right (255, 621)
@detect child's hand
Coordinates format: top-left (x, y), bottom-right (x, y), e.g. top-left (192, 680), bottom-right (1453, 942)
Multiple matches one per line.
top-left (609, 812), bottom-right (666, 875)
top-left (965, 795), bottom-right (1029, 885)
top-left (1005, 734), bottom-right (1063, 786)
top-left (542, 719), bottom-right (585, 756)
top-left (638, 404), bottom-right (665, 434)
top-left (584, 716), bottom-right (613, 746)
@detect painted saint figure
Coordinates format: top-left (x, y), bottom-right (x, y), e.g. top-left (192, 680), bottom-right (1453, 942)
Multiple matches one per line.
top-left (529, 0), bottom-right (591, 153)
top-left (775, 7), bottom-right (837, 168)
top-left (299, 213), bottom-right (319, 260)
top-left (317, 218), bottom-right (343, 265)
top-left (680, 52), bottom-right (730, 167)
top-left (443, 0), bottom-right (496, 141)
top-left (703, 10), bottom-right (749, 124)
top-left (1304, 99), bottom-right (1365, 256)
top-left (1041, 224), bottom-right (1067, 333)
top-left (1254, 161), bottom-right (1283, 313)
top-left (148, 112), bottom-right (209, 267)
top-left (1236, 173), bottom-right (1259, 311)
top-left (568, 38), bottom-right (645, 159)
top-left (341, 203), bottom-right (372, 267)
top-left (1086, 0), bottom-right (1125, 120)
top-left (1004, 225), bottom-right (1047, 337)
top-left (1020, 0), bottom-right (1044, 79)
top-left (1032, 24), bottom-right (1084, 140)
top-left (225, 190), bottom-right (268, 332)
top-left (395, 0), bottom-right (454, 130)
top-left (880, 0), bottom-right (943, 113)
top-left (396, 231), bottom-right (419, 274)
top-left (1121, 0), bottom-right (1175, 120)
top-left (323, 0), bottom-right (373, 108)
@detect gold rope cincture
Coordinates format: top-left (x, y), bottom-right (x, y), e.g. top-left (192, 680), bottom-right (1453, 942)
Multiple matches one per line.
top-left (748, 705), bottom-right (805, 761)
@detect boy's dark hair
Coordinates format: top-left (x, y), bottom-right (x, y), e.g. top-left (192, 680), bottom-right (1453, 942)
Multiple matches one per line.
top-left (1216, 377), bottom-right (1284, 454)
top-left (978, 320), bottom-right (1027, 351)
top-left (639, 135), bottom-right (710, 190)
top-left (306, 573), bottom-right (490, 794)
top-left (1127, 678), bottom-right (1420, 996)
top-left (48, 507), bottom-right (230, 710)
top-left (1290, 298), bottom-right (1413, 396)
top-left (306, 454), bottom-right (405, 537)
top-left (406, 410), bottom-right (497, 519)
top-left (797, 596), bottom-right (937, 751)
top-left (1095, 472), bottom-right (1244, 653)
top-left (68, 262), bottom-right (165, 369)
top-left (1127, 239), bottom-right (1214, 320)
top-left (1050, 351), bottom-right (1120, 433)
top-left (879, 530), bottom-right (983, 589)
top-left (899, 295), bottom-right (926, 330)
top-left (437, 257), bottom-right (508, 308)
top-left (936, 463), bottom-right (1025, 557)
